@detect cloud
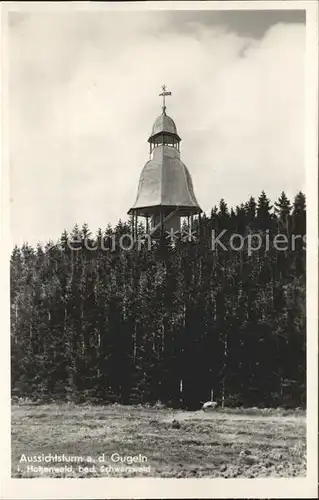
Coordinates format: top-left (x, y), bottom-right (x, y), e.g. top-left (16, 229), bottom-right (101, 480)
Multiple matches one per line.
top-left (8, 12), bottom-right (305, 245)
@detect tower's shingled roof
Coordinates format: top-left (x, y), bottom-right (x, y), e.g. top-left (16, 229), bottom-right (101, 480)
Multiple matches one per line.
top-left (128, 146), bottom-right (201, 217)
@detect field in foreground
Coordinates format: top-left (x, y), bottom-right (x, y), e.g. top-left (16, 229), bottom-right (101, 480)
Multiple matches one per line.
top-left (11, 403), bottom-right (306, 478)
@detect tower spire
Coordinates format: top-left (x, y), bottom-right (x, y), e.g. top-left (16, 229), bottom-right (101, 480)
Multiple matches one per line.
top-left (159, 84), bottom-right (172, 115)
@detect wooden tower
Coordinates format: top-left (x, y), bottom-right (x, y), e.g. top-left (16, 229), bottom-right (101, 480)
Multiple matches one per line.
top-left (128, 86), bottom-right (202, 240)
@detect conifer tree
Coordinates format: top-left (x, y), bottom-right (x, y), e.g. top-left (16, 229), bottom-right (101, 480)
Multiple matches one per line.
top-left (275, 191), bottom-right (292, 232)
top-left (257, 191), bottom-right (273, 231)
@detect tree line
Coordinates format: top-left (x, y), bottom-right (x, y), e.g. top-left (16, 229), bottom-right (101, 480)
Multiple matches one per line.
top-left (11, 191), bottom-right (306, 408)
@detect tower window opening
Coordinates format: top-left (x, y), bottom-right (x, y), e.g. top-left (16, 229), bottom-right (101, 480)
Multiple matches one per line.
top-left (152, 134), bottom-right (179, 150)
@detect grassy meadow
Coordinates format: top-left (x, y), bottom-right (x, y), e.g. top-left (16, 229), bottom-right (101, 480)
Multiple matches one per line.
top-left (11, 403), bottom-right (306, 478)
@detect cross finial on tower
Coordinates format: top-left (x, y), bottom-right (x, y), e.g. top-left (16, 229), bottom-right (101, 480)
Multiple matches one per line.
top-left (159, 84), bottom-right (172, 115)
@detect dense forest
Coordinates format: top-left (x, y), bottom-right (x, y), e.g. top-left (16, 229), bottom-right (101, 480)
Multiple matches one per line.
top-left (11, 191), bottom-right (306, 409)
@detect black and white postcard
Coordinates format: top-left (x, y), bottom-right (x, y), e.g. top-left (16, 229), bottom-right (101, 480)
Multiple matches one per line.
top-left (1, 1), bottom-right (318, 498)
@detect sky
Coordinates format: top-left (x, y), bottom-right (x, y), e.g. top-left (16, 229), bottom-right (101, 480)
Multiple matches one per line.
top-left (8, 8), bottom-right (306, 246)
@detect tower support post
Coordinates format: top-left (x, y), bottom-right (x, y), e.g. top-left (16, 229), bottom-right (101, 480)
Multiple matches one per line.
top-left (134, 214), bottom-right (138, 243)
top-left (131, 214), bottom-right (135, 240)
top-left (160, 211), bottom-right (164, 239)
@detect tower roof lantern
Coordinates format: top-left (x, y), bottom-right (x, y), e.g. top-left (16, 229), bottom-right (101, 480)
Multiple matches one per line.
top-left (148, 114), bottom-right (181, 143)
top-left (148, 85), bottom-right (181, 143)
